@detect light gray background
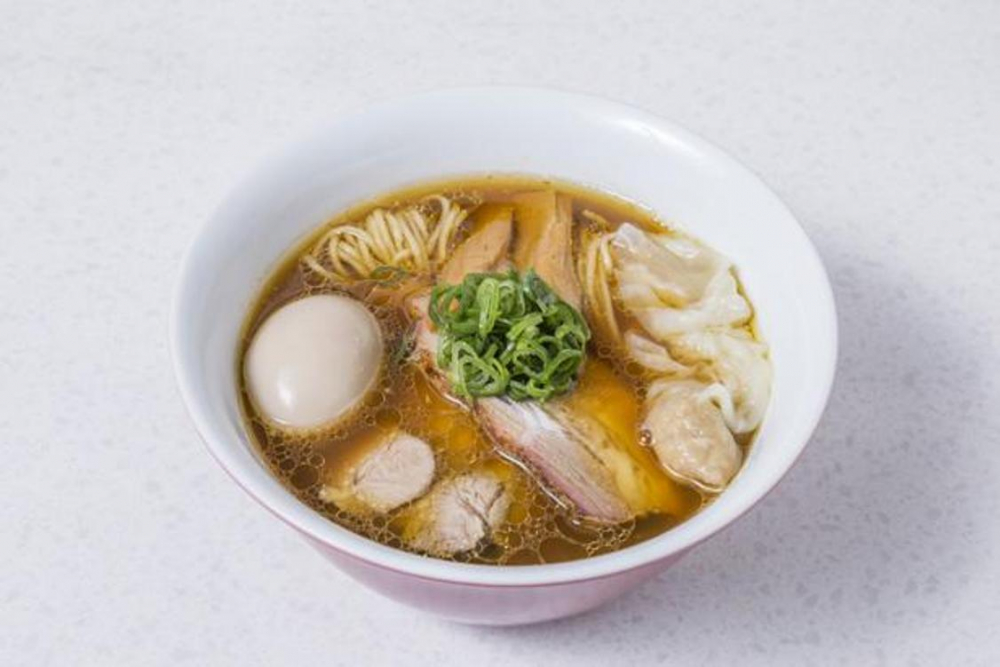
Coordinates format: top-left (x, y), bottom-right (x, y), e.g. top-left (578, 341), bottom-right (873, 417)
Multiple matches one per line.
top-left (2, 1), bottom-right (998, 665)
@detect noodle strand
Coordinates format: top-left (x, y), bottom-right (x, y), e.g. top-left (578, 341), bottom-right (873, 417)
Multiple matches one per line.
top-left (302, 196), bottom-right (469, 281)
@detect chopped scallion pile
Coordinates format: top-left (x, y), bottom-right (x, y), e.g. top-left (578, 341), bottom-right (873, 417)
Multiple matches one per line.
top-left (428, 269), bottom-right (590, 401)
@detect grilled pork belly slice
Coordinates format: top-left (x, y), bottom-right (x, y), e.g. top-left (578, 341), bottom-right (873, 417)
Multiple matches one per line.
top-left (408, 295), bottom-right (631, 523)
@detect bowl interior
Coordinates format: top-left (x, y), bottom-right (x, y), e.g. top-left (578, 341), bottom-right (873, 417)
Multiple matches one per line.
top-left (171, 88), bottom-right (837, 586)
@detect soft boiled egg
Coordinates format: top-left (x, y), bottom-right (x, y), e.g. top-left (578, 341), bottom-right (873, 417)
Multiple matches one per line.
top-left (244, 294), bottom-right (383, 430)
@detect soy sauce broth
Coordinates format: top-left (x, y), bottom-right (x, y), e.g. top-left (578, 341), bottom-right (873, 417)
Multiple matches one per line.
top-left (238, 175), bottom-right (757, 565)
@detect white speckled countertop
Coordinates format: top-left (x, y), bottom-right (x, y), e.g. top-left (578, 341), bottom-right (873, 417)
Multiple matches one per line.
top-left (2, 1), bottom-right (999, 664)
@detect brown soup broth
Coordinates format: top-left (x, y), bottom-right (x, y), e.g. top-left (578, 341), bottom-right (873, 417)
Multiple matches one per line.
top-left (238, 175), bottom-right (758, 565)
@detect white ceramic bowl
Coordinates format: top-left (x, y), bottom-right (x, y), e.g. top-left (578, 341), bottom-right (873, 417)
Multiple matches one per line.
top-left (170, 87), bottom-right (837, 625)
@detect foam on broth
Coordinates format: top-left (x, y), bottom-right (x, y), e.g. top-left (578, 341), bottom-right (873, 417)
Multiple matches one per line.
top-left (238, 175), bottom-right (758, 565)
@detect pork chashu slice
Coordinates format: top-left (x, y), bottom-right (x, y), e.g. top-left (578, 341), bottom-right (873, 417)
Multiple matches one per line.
top-left (409, 295), bottom-right (631, 524)
top-left (319, 432), bottom-right (436, 513)
top-left (404, 471), bottom-right (510, 556)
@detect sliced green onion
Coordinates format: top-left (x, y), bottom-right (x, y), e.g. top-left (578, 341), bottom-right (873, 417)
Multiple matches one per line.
top-left (429, 269), bottom-right (590, 401)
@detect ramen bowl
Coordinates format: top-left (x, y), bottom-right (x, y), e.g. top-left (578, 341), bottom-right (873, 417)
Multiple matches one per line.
top-left (170, 87), bottom-right (837, 625)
